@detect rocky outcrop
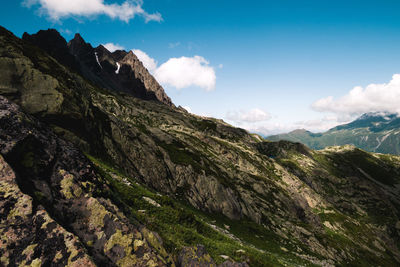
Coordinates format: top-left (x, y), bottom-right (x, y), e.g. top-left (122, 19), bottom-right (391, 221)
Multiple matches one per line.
top-left (0, 96), bottom-right (173, 266)
top-left (117, 50), bottom-right (172, 105)
top-left (0, 154), bottom-right (96, 267)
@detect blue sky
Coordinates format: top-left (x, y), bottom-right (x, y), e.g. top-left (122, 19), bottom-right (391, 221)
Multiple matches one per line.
top-left (2, 0), bottom-right (400, 135)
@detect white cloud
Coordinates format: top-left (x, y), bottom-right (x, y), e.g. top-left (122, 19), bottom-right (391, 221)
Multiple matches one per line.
top-left (235, 118), bottom-right (339, 137)
top-left (224, 110), bottom-right (353, 136)
top-left (182, 106), bottom-right (191, 113)
top-left (132, 49), bottom-right (158, 72)
top-left (155, 56), bottom-right (216, 91)
top-left (131, 50), bottom-right (216, 90)
top-left (292, 114), bottom-right (353, 133)
top-left (103, 42), bottom-right (125, 52)
top-left (312, 74), bottom-right (400, 116)
top-left (225, 108), bottom-right (271, 123)
top-left (22, 0), bottom-right (162, 23)
top-left (244, 123), bottom-right (293, 136)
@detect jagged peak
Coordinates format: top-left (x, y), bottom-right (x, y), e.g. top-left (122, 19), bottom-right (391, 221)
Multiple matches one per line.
top-left (71, 33), bottom-right (85, 44)
top-left (22, 28), bottom-right (62, 39)
top-left (14, 26), bottom-right (173, 106)
top-left (95, 44), bottom-right (110, 53)
top-left (22, 28), bottom-right (67, 47)
top-left (112, 50), bottom-right (129, 61)
top-left (68, 33), bottom-right (93, 51)
top-left (123, 50), bottom-right (139, 60)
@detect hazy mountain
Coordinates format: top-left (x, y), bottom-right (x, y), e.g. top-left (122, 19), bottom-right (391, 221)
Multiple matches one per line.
top-left (1, 26), bottom-right (400, 266)
top-left (268, 112), bottom-right (400, 155)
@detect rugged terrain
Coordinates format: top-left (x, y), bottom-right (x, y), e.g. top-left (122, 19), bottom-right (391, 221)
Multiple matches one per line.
top-left (268, 113), bottom-right (400, 155)
top-left (1, 26), bottom-right (400, 266)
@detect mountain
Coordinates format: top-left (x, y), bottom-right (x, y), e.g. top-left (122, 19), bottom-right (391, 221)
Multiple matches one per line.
top-left (268, 112), bottom-right (400, 155)
top-left (1, 26), bottom-right (400, 266)
top-left (22, 29), bottom-right (173, 106)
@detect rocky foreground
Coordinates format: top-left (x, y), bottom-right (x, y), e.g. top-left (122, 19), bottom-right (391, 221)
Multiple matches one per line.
top-left (1, 26), bottom-right (400, 266)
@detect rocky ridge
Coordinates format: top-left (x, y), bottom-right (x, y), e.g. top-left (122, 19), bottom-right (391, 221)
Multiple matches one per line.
top-left (1, 26), bottom-right (400, 266)
top-left (22, 29), bottom-right (172, 106)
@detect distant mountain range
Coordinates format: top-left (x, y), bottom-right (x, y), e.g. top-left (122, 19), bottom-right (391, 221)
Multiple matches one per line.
top-left (268, 112), bottom-right (400, 154)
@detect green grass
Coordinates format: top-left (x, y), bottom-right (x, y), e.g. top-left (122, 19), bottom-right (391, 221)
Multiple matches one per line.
top-left (190, 119), bottom-right (217, 132)
top-left (85, 154), bottom-right (318, 267)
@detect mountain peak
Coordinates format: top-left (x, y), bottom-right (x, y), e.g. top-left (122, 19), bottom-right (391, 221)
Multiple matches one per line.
top-left (22, 29), bottom-right (79, 71)
top-left (71, 33), bottom-right (85, 44)
top-left (95, 44), bottom-right (109, 53)
top-left (357, 111), bottom-right (395, 120)
top-left (67, 33), bottom-right (93, 57)
top-left (289, 129), bottom-right (309, 134)
top-left (22, 28), bottom-right (67, 48)
top-left (68, 32), bottom-right (172, 106)
top-left (20, 29), bottom-right (173, 106)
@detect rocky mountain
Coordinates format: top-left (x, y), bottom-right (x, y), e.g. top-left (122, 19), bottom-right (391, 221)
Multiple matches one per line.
top-left (22, 29), bottom-right (173, 106)
top-left (268, 112), bottom-right (400, 155)
top-left (1, 26), bottom-right (400, 266)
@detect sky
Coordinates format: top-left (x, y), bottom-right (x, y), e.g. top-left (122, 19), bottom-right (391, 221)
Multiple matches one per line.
top-left (2, 0), bottom-right (400, 135)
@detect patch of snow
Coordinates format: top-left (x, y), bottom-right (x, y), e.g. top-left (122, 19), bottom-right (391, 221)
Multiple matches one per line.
top-left (94, 52), bottom-right (102, 69)
top-left (115, 62), bottom-right (120, 74)
top-left (381, 132), bottom-right (391, 143)
top-left (360, 135), bottom-right (369, 142)
top-left (374, 137), bottom-right (382, 150)
top-left (375, 132), bottom-right (391, 150)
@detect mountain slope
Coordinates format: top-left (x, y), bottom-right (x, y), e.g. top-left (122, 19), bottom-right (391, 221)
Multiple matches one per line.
top-left (1, 26), bottom-right (400, 266)
top-left (0, 96), bottom-right (174, 266)
top-left (268, 113), bottom-right (400, 155)
top-left (22, 29), bottom-right (173, 106)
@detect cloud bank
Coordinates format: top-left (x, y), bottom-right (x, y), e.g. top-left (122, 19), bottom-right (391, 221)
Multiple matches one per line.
top-left (133, 49), bottom-right (216, 91)
top-left (103, 42), bottom-right (125, 52)
top-left (223, 107), bottom-right (354, 136)
top-left (132, 49), bottom-right (158, 72)
top-left (312, 74), bottom-right (400, 116)
top-left (226, 108), bottom-right (271, 123)
top-left (22, 0), bottom-right (162, 23)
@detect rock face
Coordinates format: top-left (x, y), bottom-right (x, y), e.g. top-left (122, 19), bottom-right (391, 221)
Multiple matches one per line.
top-left (0, 96), bottom-right (173, 266)
top-left (1, 25), bottom-right (400, 266)
top-left (22, 29), bottom-right (173, 106)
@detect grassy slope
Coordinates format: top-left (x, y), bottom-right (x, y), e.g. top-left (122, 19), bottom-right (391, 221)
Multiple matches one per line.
top-left (87, 154), bottom-right (319, 267)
